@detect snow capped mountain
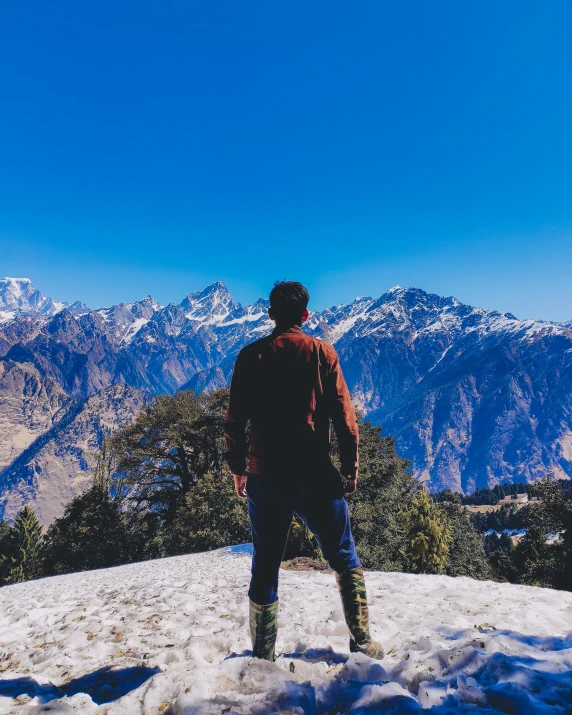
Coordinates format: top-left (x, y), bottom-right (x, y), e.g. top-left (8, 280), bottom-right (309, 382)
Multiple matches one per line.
top-left (0, 278), bottom-right (571, 522)
top-left (312, 296), bottom-right (376, 344)
top-left (0, 547), bottom-right (570, 712)
top-left (0, 277), bottom-right (65, 322)
top-left (95, 296), bottom-right (163, 344)
top-left (180, 281), bottom-right (237, 323)
top-left (0, 277), bottom-right (88, 323)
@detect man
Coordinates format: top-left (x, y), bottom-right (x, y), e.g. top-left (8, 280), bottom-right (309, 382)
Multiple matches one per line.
top-left (225, 280), bottom-right (383, 661)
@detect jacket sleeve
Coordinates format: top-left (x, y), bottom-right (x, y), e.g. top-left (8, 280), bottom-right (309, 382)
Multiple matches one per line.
top-left (324, 347), bottom-right (359, 477)
top-left (224, 349), bottom-right (250, 475)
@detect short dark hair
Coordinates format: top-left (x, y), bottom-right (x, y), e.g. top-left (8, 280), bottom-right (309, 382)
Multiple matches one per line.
top-left (269, 281), bottom-right (310, 325)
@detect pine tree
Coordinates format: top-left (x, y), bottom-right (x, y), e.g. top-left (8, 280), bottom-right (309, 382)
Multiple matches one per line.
top-left (400, 486), bottom-right (452, 574)
top-left (339, 420), bottom-right (417, 571)
top-left (42, 484), bottom-right (130, 576)
top-left (437, 498), bottom-right (491, 579)
top-left (125, 510), bottom-right (165, 563)
top-left (0, 521), bottom-right (13, 586)
top-left (487, 533), bottom-right (519, 583)
top-left (513, 478), bottom-right (572, 590)
top-left (0, 507), bottom-right (43, 584)
top-left (511, 524), bottom-right (554, 587)
top-left (168, 470), bottom-right (251, 555)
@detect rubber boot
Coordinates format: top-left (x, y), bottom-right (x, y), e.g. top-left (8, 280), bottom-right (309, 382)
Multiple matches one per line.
top-left (249, 599), bottom-right (279, 661)
top-left (336, 567), bottom-right (384, 659)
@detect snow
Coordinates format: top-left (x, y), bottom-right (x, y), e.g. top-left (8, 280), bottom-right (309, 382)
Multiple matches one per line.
top-left (0, 311), bottom-right (15, 324)
top-left (0, 547), bottom-right (570, 713)
top-left (0, 278), bottom-right (67, 318)
top-left (484, 529), bottom-right (527, 538)
top-left (1, 278), bottom-right (31, 299)
top-left (126, 298), bottom-right (162, 314)
top-left (326, 314), bottom-right (366, 344)
top-left (219, 312), bottom-right (266, 327)
top-left (123, 318), bottom-right (149, 343)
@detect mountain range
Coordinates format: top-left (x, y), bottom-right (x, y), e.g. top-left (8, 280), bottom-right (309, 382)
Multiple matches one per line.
top-left (1, 276), bottom-right (571, 525)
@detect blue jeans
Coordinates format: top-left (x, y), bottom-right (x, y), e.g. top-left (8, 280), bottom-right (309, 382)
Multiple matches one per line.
top-left (246, 473), bottom-right (361, 605)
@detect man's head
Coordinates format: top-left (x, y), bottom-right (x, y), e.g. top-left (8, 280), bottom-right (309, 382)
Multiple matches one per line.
top-left (268, 281), bottom-right (309, 327)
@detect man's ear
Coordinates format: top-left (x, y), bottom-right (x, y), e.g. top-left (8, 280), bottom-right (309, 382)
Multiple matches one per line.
top-left (268, 308), bottom-right (275, 322)
top-left (301, 308), bottom-right (309, 323)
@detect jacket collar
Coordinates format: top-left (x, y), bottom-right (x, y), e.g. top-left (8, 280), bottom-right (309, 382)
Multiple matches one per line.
top-left (271, 324), bottom-right (303, 338)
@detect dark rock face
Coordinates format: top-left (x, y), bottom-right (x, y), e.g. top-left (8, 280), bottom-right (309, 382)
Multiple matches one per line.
top-left (0, 278), bottom-right (570, 523)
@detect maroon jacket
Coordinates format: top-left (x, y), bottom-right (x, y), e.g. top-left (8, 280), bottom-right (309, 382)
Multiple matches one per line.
top-left (224, 324), bottom-right (359, 480)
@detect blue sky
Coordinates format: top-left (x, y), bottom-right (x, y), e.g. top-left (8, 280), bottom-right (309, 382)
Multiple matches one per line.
top-left (1, 1), bottom-right (571, 320)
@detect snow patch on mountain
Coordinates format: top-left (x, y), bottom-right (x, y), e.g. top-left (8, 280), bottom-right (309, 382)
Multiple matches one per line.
top-left (124, 317), bottom-right (150, 343)
top-left (0, 547), bottom-right (570, 713)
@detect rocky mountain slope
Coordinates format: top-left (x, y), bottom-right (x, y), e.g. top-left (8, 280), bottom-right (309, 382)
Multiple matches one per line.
top-left (0, 278), bottom-right (570, 523)
top-left (0, 384), bottom-right (148, 526)
top-left (0, 546), bottom-right (570, 713)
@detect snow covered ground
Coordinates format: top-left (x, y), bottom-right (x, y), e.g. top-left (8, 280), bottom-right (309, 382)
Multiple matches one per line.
top-left (0, 545), bottom-right (571, 713)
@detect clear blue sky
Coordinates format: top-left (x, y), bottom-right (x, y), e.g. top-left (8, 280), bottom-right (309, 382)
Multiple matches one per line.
top-left (1, 1), bottom-right (571, 320)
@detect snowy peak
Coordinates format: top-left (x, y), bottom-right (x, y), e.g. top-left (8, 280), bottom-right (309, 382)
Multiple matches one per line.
top-left (67, 300), bottom-right (91, 316)
top-left (126, 295), bottom-right (163, 320)
top-left (0, 277), bottom-right (68, 322)
top-left (180, 281), bottom-right (238, 324)
top-left (311, 296), bottom-right (376, 343)
top-left (219, 298), bottom-right (270, 328)
top-left (94, 297), bottom-right (163, 344)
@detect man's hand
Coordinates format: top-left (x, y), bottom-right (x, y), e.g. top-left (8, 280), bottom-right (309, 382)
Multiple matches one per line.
top-left (342, 470), bottom-right (358, 495)
top-left (233, 473), bottom-right (248, 499)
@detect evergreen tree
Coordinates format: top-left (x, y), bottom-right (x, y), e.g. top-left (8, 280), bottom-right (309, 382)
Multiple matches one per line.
top-left (522, 478), bottom-right (572, 590)
top-left (0, 521), bottom-right (13, 586)
top-left (109, 389), bottom-right (228, 520)
top-left (0, 507), bottom-right (43, 584)
top-left (486, 532), bottom-right (519, 583)
top-left (438, 497), bottom-right (491, 579)
top-left (511, 524), bottom-right (554, 587)
top-left (400, 486), bottom-right (452, 574)
top-left (340, 420), bottom-right (417, 571)
top-left (168, 470), bottom-right (251, 555)
top-left (125, 511), bottom-right (165, 563)
top-left (42, 485), bottom-right (130, 576)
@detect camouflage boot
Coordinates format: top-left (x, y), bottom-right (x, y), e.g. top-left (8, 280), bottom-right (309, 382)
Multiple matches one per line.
top-left (336, 568), bottom-right (384, 659)
top-left (249, 599), bottom-right (279, 661)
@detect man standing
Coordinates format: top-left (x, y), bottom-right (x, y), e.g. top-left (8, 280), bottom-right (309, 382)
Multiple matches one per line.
top-left (225, 281), bottom-right (383, 661)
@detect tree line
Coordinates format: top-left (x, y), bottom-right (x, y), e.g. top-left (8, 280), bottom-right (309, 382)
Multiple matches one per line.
top-left (462, 482), bottom-right (530, 506)
top-left (0, 388), bottom-right (570, 591)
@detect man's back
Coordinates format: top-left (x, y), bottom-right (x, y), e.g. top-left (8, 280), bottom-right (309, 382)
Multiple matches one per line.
top-left (225, 281), bottom-right (382, 663)
top-left (224, 324), bottom-right (358, 481)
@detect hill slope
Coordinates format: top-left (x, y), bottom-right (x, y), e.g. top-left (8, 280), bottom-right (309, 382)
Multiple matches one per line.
top-left (0, 547), bottom-right (570, 713)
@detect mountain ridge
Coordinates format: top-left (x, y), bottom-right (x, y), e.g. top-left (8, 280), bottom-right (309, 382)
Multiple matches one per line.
top-left (0, 277), bottom-right (570, 522)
